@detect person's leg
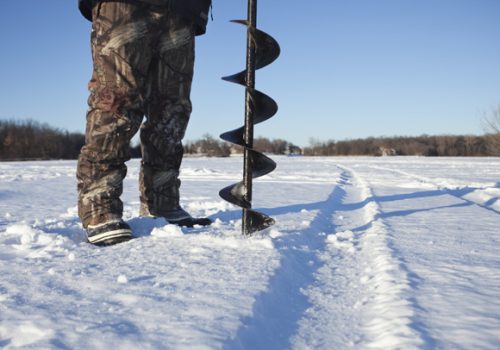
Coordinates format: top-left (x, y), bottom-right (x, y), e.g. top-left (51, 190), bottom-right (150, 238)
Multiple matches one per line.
top-left (77, 1), bottom-right (156, 237)
top-left (139, 12), bottom-right (201, 223)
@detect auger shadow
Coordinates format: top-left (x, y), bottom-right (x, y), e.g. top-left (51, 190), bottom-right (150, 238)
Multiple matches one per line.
top-left (215, 188), bottom-right (476, 227)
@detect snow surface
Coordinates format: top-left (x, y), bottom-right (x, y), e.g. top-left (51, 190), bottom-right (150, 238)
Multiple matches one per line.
top-left (0, 156), bottom-right (499, 349)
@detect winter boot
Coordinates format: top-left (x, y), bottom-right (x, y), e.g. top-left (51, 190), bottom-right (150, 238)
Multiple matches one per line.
top-left (140, 204), bottom-right (212, 227)
top-left (86, 219), bottom-right (133, 246)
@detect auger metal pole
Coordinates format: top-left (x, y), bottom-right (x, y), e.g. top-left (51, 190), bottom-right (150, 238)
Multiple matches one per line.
top-left (242, 0), bottom-right (257, 234)
top-left (219, 0), bottom-right (278, 234)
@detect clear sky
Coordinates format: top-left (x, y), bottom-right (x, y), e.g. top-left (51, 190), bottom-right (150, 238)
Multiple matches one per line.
top-left (1, 0), bottom-right (499, 147)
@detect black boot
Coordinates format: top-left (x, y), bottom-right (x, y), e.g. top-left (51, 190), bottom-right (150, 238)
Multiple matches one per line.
top-left (140, 204), bottom-right (212, 227)
top-left (86, 220), bottom-right (133, 246)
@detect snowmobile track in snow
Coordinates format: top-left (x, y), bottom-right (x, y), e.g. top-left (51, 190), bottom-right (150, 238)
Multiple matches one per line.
top-left (325, 164), bottom-right (428, 349)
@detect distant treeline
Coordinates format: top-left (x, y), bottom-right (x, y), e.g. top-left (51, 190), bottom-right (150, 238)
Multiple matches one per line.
top-left (1, 120), bottom-right (499, 160)
top-left (303, 135), bottom-right (498, 157)
top-left (0, 120), bottom-right (84, 161)
top-left (181, 135), bottom-right (301, 157)
top-left (132, 135), bottom-right (300, 157)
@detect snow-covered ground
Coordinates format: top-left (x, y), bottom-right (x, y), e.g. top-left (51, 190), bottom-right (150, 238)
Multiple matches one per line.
top-left (0, 156), bottom-right (499, 349)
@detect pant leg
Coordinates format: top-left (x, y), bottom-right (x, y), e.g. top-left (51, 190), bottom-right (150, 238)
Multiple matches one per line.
top-left (139, 14), bottom-right (195, 216)
top-left (77, 1), bottom-right (158, 227)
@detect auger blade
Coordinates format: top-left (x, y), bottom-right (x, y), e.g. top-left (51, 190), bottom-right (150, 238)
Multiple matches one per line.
top-left (253, 29), bottom-right (281, 69)
top-left (222, 21), bottom-right (280, 86)
top-left (220, 126), bottom-right (245, 146)
top-left (244, 209), bottom-right (275, 235)
top-left (218, 151), bottom-right (275, 207)
top-left (219, 182), bottom-right (251, 209)
top-left (230, 20), bottom-right (281, 70)
top-left (248, 149), bottom-right (276, 178)
top-left (221, 71), bottom-right (246, 86)
top-left (219, 89), bottom-right (277, 146)
top-left (253, 89), bottom-right (278, 122)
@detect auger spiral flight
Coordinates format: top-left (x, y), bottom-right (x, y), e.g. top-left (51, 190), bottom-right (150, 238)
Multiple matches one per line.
top-left (219, 0), bottom-right (281, 235)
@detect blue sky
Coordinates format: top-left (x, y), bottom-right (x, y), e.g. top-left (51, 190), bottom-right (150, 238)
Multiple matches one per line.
top-left (1, 0), bottom-right (499, 147)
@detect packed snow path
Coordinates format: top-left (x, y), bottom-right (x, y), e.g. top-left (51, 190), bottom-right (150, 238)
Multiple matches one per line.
top-left (0, 156), bottom-right (499, 349)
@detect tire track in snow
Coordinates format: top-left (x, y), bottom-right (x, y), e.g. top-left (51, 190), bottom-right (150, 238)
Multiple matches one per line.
top-left (224, 175), bottom-right (347, 349)
top-left (365, 164), bottom-right (500, 215)
top-left (331, 164), bottom-right (428, 349)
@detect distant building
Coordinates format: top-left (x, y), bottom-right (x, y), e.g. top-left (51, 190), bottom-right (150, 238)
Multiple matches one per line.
top-left (286, 144), bottom-right (303, 156)
top-left (379, 147), bottom-right (397, 156)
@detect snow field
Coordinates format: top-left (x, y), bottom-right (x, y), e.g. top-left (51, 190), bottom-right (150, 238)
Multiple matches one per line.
top-left (1, 156), bottom-right (499, 349)
top-left (293, 165), bottom-right (421, 349)
top-left (347, 159), bottom-right (500, 349)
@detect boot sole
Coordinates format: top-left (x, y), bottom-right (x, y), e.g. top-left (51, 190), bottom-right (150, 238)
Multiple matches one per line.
top-left (88, 228), bottom-right (133, 245)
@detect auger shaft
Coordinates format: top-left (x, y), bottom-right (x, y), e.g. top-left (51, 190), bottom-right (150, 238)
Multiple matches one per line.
top-left (242, 0), bottom-right (258, 234)
top-left (218, 1), bottom-right (279, 235)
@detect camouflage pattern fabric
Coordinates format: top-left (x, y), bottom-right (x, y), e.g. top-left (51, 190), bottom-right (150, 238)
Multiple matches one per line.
top-left (77, 1), bottom-right (195, 227)
top-left (78, 0), bottom-right (211, 36)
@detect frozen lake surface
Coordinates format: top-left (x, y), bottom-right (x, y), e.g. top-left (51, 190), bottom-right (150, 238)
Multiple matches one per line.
top-left (1, 156), bottom-right (499, 349)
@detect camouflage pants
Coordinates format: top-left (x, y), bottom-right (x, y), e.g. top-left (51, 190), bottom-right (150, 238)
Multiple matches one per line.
top-left (77, 1), bottom-right (195, 227)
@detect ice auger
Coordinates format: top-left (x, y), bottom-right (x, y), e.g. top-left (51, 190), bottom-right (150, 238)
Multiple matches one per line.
top-left (219, 0), bottom-right (280, 235)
